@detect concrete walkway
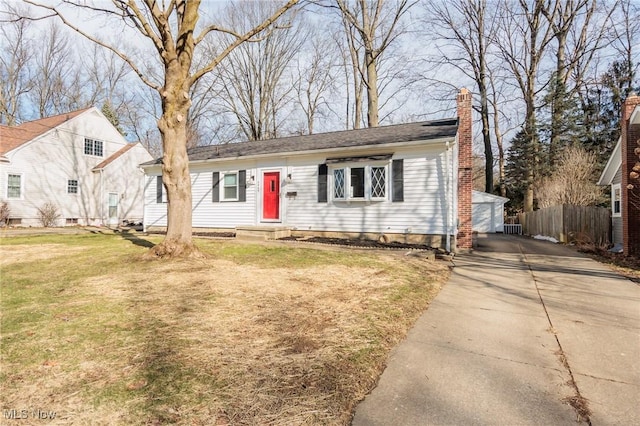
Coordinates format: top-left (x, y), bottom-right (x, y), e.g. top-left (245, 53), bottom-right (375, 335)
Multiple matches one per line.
top-left (353, 234), bottom-right (640, 425)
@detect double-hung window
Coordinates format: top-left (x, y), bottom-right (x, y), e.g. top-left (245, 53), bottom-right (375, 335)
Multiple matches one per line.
top-left (612, 183), bottom-right (622, 217)
top-left (84, 138), bottom-right (103, 157)
top-left (222, 172), bottom-right (238, 201)
top-left (332, 164), bottom-right (387, 201)
top-left (67, 179), bottom-right (78, 194)
top-left (7, 174), bottom-right (22, 199)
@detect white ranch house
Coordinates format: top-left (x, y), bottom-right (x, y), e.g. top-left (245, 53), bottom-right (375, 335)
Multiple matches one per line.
top-left (0, 108), bottom-right (152, 227)
top-left (142, 90), bottom-right (474, 252)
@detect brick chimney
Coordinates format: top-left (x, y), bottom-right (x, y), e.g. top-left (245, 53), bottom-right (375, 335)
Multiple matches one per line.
top-left (457, 88), bottom-right (473, 251)
top-left (621, 92), bottom-right (640, 256)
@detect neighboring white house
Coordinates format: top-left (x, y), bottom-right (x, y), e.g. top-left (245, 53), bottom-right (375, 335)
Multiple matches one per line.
top-left (0, 107), bottom-right (153, 227)
top-left (142, 90), bottom-right (475, 252)
top-left (598, 137), bottom-right (623, 247)
top-left (472, 190), bottom-right (508, 233)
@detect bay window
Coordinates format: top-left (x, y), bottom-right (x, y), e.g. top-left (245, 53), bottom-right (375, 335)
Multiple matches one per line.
top-left (332, 164), bottom-right (387, 201)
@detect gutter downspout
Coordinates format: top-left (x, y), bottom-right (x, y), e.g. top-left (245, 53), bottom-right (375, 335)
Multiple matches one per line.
top-left (99, 169), bottom-right (104, 227)
top-left (445, 140), bottom-right (451, 253)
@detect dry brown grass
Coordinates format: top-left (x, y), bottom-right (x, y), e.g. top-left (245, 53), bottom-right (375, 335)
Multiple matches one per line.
top-left (1, 234), bottom-right (449, 425)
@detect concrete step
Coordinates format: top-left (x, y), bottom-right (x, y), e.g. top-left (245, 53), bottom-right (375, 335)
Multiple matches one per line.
top-left (235, 226), bottom-right (291, 240)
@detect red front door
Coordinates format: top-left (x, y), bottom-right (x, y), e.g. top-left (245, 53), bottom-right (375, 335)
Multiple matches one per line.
top-left (263, 172), bottom-right (280, 220)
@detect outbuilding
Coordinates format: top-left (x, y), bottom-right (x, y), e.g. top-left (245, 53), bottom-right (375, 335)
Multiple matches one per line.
top-left (472, 190), bottom-right (508, 233)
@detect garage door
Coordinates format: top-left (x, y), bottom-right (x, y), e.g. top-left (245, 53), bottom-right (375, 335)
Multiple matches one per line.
top-left (473, 203), bottom-right (494, 233)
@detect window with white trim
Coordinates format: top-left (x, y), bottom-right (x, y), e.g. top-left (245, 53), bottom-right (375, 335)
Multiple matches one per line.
top-left (67, 179), bottom-right (78, 194)
top-left (332, 164), bottom-right (387, 201)
top-left (612, 183), bottom-right (622, 217)
top-left (222, 172), bottom-right (238, 201)
top-left (84, 138), bottom-right (103, 157)
top-left (7, 173), bottom-right (22, 199)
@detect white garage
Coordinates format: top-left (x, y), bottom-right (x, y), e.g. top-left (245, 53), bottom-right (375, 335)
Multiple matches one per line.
top-left (472, 191), bottom-right (509, 233)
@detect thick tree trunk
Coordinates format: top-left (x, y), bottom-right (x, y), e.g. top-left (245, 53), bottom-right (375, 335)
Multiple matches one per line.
top-left (145, 77), bottom-right (204, 259)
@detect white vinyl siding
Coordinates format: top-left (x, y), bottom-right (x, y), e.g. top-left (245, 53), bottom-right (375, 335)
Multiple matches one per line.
top-left (0, 109), bottom-right (151, 226)
top-left (142, 144), bottom-right (455, 236)
top-left (285, 150), bottom-right (450, 235)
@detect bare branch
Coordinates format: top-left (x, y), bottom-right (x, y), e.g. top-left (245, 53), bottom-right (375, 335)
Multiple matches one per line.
top-left (23, 0), bottom-right (161, 90)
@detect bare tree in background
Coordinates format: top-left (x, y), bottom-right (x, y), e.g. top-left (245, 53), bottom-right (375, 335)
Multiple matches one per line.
top-left (0, 8), bottom-right (32, 125)
top-left (495, 0), bottom-right (555, 212)
top-left (487, 66), bottom-right (518, 198)
top-left (334, 0), bottom-right (415, 128)
top-left (541, 0), bottom-right (613, 165)
top-left (424, 0), bottom-right (497, 193)
top-left (293, 29), bottom-right (339, 135)
top-left (29, 22), bottom-right (76, 117)
top-left (14, 0), bottom-right (299, 258)
top-left (214, 2), bottom-right (304, 141)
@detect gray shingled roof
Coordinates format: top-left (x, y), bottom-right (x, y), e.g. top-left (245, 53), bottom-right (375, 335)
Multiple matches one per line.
top-left (142, 118), bottom-right (458, 166)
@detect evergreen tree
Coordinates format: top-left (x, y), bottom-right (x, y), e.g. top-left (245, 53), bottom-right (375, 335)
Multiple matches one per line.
top-left (541, 74), bottom-right (584, 168)
top-left (581, 60), bottom-right (637, 168)
top-left (101, 102), bottom-right (125, 136)
top-left (505, 130), bottom-right (545, 213)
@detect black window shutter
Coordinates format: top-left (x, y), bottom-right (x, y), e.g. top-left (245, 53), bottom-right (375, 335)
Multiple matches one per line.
top-left (212, 172), bottom-right (220, 202)
top-left (156, 176), bottom-right (163, 203)
top-left (238, 170), bottom-right (246, 202)
top-left (392, 159), bottom-right (404, 202)
top-left (318, 164), bottom-right (328, 203)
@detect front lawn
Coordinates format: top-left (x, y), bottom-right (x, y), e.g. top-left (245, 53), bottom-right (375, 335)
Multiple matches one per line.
top-left (0, 233), bottom-right (449, 425)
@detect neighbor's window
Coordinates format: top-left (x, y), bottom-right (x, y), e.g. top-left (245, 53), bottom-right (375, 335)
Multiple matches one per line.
top-left (84, 138), bottom-right (103, 157)
top-left (612, 183), bottom-right (622, 217)
top-left (222, 172), bottom-right (238, 201)
top-left (7, 174), bottom-right (21, 198)
top-left (67, 179), bottom-right (78, 194)
top-left (332, 165), bottom-right (387, 201)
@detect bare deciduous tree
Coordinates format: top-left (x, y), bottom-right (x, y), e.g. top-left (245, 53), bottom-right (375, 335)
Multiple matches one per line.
top-left (495, 0), bottom-right (556, 212)
top-left (0, 9), bottom-right (32, 125)
top-left (424, 0), bottom-right (496, 193)
top-left (17, 0), bottom-right (299, 258)
top-left (214, 2), bottom-right (304, 141)
top-left (541, 0), bottom-right (613, 165)
top-left (535, 146), bottom-right (603, 207)
top-left (335, 0), bottom-right (415, 128)
top-left (293, 30), bottom-right (338, 135)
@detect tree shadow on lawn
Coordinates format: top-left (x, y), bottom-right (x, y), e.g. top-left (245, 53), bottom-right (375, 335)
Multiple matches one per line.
top-left (119, 231), bottom-right (155, 248)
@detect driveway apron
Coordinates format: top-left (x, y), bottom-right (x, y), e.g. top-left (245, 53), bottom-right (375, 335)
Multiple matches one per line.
top-left (353, 234), bottom-right (640, 425)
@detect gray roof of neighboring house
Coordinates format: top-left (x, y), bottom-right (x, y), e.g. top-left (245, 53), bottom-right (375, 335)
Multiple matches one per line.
top-left (142, 118), bottom-right (458, 166)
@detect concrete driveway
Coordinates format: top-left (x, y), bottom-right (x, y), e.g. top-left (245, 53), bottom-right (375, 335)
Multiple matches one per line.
top-left (353, 234), bottom-right (640, 425)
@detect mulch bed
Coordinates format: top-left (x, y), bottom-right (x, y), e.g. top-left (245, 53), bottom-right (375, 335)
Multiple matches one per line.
top-left (278, 236), bottom-right (441, 251)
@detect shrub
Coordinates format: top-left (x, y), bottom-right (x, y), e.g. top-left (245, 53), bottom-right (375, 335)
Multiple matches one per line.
top-left (37, 202), bottom-right (61, 227)
top-left (0, 200), bottom-right (10, 226)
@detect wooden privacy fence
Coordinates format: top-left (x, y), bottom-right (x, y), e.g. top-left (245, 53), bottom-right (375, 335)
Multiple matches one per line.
top-left (518, 205), bottom-right (610, 245)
